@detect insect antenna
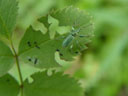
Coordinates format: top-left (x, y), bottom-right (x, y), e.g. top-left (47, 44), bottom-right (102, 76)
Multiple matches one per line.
top-left (72, 14), bottom-right (81, 28)
top-left (79, 23), bottom-right (93, 31)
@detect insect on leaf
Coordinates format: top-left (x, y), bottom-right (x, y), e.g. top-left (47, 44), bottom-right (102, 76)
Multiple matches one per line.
top-left (50, 6), bottom-right (94, 59)
top-left (18, 7), bottom-right (94, 69)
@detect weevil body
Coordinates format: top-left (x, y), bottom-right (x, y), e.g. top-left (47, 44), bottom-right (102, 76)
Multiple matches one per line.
top-left (62, 34), bottom-right (74, 47)
top-left (62, 27), bottom-right (81, 47)
top-left (62, 24), bottom-right (91, 48)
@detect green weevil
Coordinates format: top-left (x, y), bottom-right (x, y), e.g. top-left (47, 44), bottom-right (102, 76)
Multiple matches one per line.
top-left (62, 24), bottom-right (91, 48)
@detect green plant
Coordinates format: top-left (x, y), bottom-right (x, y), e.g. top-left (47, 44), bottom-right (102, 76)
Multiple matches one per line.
top-left (0, 0), bottom-right (94, 96)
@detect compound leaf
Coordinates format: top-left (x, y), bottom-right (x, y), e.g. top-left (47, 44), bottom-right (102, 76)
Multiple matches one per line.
top-left (24, 72), bottom-right (84, 96)
top-left (50, 7), bottom-right (94, 53)
top-left (0, 41), bottom-right (14, 77)
top-left (0, 0), bottom-right (18, 38)
top-left (39, 7), bottom-right (94, 60)
top-left (18, 7), bottom-right (94, 69)
top-left (0, 74), bottom-right (20, 96)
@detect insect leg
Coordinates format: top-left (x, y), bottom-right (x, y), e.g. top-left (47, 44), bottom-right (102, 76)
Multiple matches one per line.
top-left (76, 40), bottom-right (83, 50)
top-left (79, 23), bottom-right (93, 30)
top-left (69, 44), bottom-right (74, 54)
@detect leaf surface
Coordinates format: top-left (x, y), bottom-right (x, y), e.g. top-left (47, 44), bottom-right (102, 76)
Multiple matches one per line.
top-left (0, 0), bottom-right (18, 38)
top-left (0, 41), bottom-right (14, 77)
top-left (0, 74), bottom-right (19, 96)
top-left (19, 7), bottom-right (94, 68)
top-left (40, 7), bottom-right (94, 60)
top-left (24, 72), bottom-right (84, 96)
top-left (18, 27), bottom-right (61, 68)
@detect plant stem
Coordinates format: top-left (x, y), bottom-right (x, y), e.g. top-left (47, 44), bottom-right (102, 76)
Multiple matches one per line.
top-left (10, 40), bottom-right (23, 96)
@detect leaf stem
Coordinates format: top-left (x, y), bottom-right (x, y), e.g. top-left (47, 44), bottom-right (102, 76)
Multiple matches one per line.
top-left (10, 40), bottom-right (23, 96)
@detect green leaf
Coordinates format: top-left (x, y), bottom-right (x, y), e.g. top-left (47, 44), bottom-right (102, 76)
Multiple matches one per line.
top-left (39, 7), bottom-right (94, 60)
top-left (18, 26), bottom-right (61, 68)
top-left (50, 6), bottom-right (94, 36)
top-left (0, 74), bottom-right (20, 96)
top-left (18, 26), bottom-right (83, 69)
top-left (48, 15), bottom-right (59, 39)
top-left (18, 7), bottom-right (94, 69)
top-left (24, 72), bottom-right (84, 96)
top-left (0, 0), bottom-right (18, 38)
top-left (0, 41), bottom-right (14, 77)
top-left (32, 20), bottom-right (47, 34)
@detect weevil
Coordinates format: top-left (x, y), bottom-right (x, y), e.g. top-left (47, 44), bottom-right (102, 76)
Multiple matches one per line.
top-left (62, 24), bottom-right (91, 48)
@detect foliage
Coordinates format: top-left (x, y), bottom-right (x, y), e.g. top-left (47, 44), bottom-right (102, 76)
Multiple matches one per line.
top-left (0, 0), bottom-right (127, 96)
top-left (0, 74), bottom-right (19, 96)
top-left (0, 0), bottom-right (94, 96)
top-left (24, 72), bottom-right (84, 96)
top-left (0, 0), bottom-right (18, 38)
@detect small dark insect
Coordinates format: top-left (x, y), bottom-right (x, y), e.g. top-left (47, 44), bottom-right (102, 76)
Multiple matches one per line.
top-left (59, 53), bottom-right (63, 56)
top-left (56, 49), bottom-right (60, 51)
top-left (28, 58), bottom-right (32, 62)
top-left (75, 51), bottom-right (79, 54)
top-left (27, 41), bottom-right (31, 47)
top-left (34, 58), bottom-right (38, 64)
top-left (34, 41), bottom-right (40, 49)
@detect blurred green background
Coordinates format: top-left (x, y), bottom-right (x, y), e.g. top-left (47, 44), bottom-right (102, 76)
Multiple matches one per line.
top-left (12, 0), bottom-right (128, 96)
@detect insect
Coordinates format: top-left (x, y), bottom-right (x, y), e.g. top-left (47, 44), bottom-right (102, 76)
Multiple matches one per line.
top-left (27, 41), bottom-right (31, 47)
top-left (34, 41), bottom-right (40, 49)
top-left (28, 58), bottom-right (32, 62)
top-left (62, 24), bottom-right (91, 48)
top-left (28, 57), bottom-right (38, 65)
top-left (34, 58), bottom-right (38, 64)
